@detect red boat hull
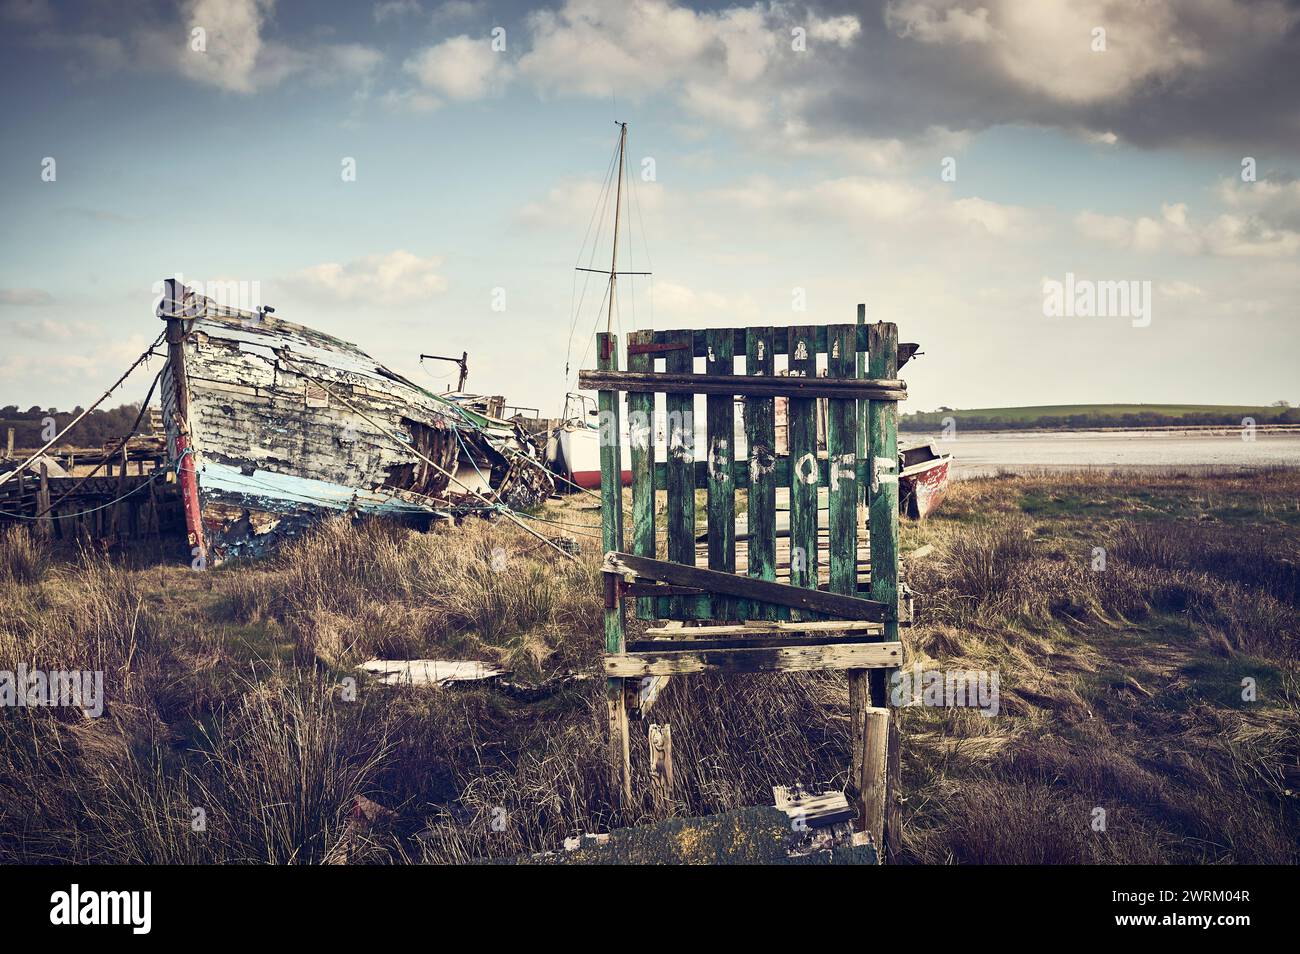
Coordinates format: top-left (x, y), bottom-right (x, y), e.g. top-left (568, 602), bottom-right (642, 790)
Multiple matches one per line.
top-left (900, 457), bottom-right (950, 519)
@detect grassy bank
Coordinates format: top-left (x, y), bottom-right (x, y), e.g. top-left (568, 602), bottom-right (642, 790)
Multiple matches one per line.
top-left (1, 469), bottom-right (1296, 864)
top-left (902, 402), bottom-right (1300, 431)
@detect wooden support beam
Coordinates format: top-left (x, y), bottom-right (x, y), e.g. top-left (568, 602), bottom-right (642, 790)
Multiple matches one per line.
top-left (605, 640), bottom-right (902, 677)
top-left (578, 369), bottom-right (906, 401)
top-left (605, 551), bottom-right (889, 622)
top-left (644, 619), bottom-right (881, 637)
top-left (597, 331), bottom-right (631, 812)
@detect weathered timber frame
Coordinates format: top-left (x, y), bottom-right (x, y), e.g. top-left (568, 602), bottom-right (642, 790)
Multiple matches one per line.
top-left (581, 307), bottom-right (906, 851)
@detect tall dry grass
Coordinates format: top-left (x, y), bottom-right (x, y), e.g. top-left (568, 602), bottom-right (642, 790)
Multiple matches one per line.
top-left (0, 470), bottom-right (1295, 864)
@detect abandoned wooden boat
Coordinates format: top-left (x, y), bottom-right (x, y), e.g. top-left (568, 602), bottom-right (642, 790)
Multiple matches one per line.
top-left (898, 442), bottom-right (952, 519)
top-left (156, 278), bottom-right (552, 562)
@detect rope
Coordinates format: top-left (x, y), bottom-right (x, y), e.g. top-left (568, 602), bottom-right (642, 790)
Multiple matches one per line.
top-left (29, 366), bottom-right (165, 520)
top-left (273, 354), bottom-right (580, 563)
top-left (0, 331), bottom-right (166, 490)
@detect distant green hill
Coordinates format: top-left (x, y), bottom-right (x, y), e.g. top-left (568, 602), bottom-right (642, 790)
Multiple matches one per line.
top-left (901, 403), bottom-right (1299, 431)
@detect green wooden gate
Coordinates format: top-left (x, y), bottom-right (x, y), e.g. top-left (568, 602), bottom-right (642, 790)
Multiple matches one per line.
top-left (579, 307), bottom-right (908, 835)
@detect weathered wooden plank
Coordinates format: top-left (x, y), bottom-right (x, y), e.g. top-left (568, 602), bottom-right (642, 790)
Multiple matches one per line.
top-left (663, 330), bottom-right (700, 617)
top-left (867, 321), bottom-right (900, 708)
top-left (705, 328), bottom-right (736, 618)
top-left (578, 370), bottom-right (905, 401)
top-left (744, 327), bottom-right (777, 621)
top-left (644, 620), bottom-right (881, 637)
top-left (597, 331), bottom-right (630, 810)
top-left (786, 326), bottom-right (818, 606)
top-left (627, 634), bottom-right (881, 652)
top-left (604, 640), bottom-right (903, 677)
top-left (626, 330), bottom-right (657, 620)
top-left (606, 552), bottom-right (888, 621)
top-left (826, 323), bottom-right (859, 599)
top-left (857, 706), bottom-right (890, 855)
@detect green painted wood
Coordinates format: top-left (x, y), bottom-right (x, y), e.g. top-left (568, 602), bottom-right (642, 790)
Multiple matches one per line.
top-left (626, 330), bottom-right (657, 621)
top-left (856, 304), bottom-right (867, 512)
top-left (652, 456), bottom-right (867, 489)
top-left (705, 328), bottom-right (736, 619)
top-left (867, 321), bottom-right (900, 707)
top-left (663, 329), bottom-right (698, 618)
top-left (786, 326), bottom-right (819, 611)
top-left (647, 326), bottom-right (883, 360)
top-left (744, 327), bottom-right (778, 621)
top-left (597, 332), bottom-right (625, 656)
top-left (826, 323), bottom-right (858, 598)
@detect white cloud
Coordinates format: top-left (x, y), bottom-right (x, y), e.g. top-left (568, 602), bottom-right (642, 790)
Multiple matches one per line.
top-left (404, 34), bottom-right (510, 100)
top-left (286, 251), bottom-right (449, 305)
top-left (885, 0), bottom-right (1295, 106)
top-left (177, 0), bottom-right (271, 94)
top-left (1076, 198), bottom-right (1300, 257)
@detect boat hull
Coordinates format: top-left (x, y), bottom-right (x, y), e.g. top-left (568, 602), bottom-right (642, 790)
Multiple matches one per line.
top-left (899, 456), bottom-right (950, 520)
top-left (551, 426), bottom-right (631, 490)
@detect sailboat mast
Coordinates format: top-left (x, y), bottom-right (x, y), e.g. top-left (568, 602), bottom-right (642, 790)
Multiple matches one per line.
top-left (606, 121), bottom-right (627, 339)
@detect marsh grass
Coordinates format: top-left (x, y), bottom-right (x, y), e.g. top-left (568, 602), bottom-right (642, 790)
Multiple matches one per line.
top-left (0, 469), bottom-right (1296, 864)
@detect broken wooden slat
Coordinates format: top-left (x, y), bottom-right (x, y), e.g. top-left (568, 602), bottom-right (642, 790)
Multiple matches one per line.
top-left (606, 552), bottom-right (888, 621)
top-left (604, 640), bottom-right (902, 677)
top-left (358, 659), bottom-right (507, 686)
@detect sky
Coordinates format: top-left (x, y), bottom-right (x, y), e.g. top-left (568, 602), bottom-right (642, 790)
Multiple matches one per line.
top-left (1, 0), bottom-right (1298, 417)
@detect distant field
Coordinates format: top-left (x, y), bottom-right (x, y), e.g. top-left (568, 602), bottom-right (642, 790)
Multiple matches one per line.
top-left (902, 403), bottom-right (1298, 430)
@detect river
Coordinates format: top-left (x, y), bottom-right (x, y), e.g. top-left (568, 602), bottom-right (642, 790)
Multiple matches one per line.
top-left (902, 428), bottom-right (1300, 478)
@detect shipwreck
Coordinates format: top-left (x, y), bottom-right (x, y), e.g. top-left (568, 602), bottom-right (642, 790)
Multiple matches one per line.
top-left (156, 278), bottom-right (553, 562)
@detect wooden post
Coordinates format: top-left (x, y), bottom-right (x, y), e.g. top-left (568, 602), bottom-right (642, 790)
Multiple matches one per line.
top-left (597, 331), bottom-right (631, 811)
top-left (858, 706), bottom-right (890, 855)
top-left (36, 462), bottom-right (52, 540)
top-left (161, 278), bottom-right (207, 567)
top-left (866, 321), bottom-right (901, 855)
top-left (867, 322), bottom-right (899, 706)
top-left (649, 723), bottom-right (674, 815)
top-left (5, 427), bottom-right (13, 459)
